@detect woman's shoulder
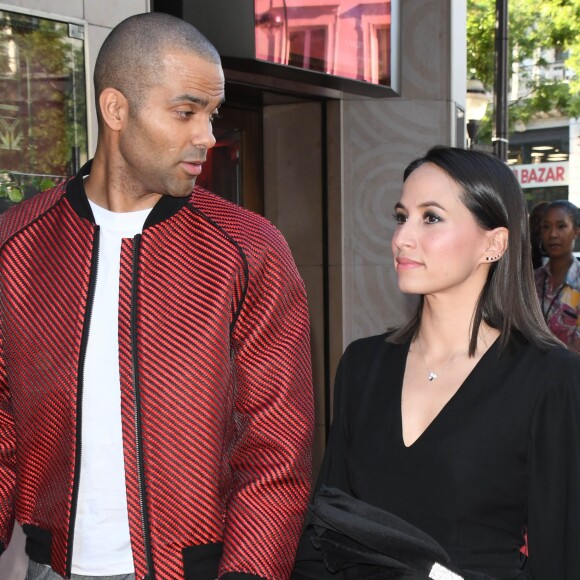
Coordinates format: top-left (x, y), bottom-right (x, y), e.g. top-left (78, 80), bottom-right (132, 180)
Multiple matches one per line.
top-left (335, 332), bottom-right (409, 387)
top-left (510, 335), bottom-right (578, 362)
top-left (343, 331), bottom-right (407, 361)
top-left (508, 337), bottom-right (580, 388)
top-left (542, 344), bottom-right (580, 375)
top-left (496, 340), bottom-right (580, 428)
top-left (517, 344), bottom-right (580, 439)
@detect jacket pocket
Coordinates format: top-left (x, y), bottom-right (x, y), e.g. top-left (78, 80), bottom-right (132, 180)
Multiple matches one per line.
top-left (22, 524), bottom-right (52, 566)
top-left (182, 541), bottom-right (223, 580)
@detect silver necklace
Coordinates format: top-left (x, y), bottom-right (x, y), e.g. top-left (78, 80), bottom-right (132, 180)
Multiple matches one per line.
top-left (416, 336), bottom-right (452, 381)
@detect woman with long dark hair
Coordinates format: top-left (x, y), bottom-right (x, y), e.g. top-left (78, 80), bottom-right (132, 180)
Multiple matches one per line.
top-left (534, 200), bottom-right (580, 353)
top-left (293, 147), bottom-right (580, 579)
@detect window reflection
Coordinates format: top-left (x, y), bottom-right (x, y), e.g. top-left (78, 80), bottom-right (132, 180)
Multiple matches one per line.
top-left (254, 0), bottom-right (392, 87)
top-left (0, 9), bottom-right (88, 210)
top-left (508, 139), bottom-right (569, 165)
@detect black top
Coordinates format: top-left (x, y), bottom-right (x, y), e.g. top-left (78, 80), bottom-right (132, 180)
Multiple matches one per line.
top-left (294, 334), bottom-right (580, 579)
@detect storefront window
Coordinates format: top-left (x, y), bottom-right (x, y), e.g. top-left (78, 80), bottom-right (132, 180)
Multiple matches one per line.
top-left (508, 139), bottom-right (569, 165)
top-left (254, 0), bottom-right (395, 88)
top-left (0, 8), bottom-right (88, 211)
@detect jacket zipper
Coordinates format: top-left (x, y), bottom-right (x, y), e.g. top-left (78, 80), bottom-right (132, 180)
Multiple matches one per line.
top-left (66, 226), bottom-right (100, 578)
top-left (131, 234), bottom-right (154, 580)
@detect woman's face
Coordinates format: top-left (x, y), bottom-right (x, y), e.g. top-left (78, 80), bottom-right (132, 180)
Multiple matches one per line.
top-left (541, 207), bottom-right (579, 260)
top-left (391, 163), bottom-right (494, 298)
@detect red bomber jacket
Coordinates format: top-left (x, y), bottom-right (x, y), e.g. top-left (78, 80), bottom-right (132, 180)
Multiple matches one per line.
top-left (0, 162), bottom-right (314, 580)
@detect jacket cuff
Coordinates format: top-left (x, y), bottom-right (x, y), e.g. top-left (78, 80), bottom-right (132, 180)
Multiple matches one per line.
top-left (221, 574), bottom-right (265, 579)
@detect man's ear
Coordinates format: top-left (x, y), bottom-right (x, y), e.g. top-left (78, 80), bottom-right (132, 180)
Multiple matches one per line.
top-left (98, 88), bottom-right (127, 131)
top-left (482, 227), bottom-right (509, 263)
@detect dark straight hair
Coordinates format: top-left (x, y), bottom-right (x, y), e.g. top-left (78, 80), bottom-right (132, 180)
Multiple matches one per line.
top-left (389, 146), bottom-right (562, 355)
top-left (543, 199), bottom-right (580, 229)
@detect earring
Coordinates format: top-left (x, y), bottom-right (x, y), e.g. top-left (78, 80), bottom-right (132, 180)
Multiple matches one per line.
top-left (486, 255), bottom-right (502, 262)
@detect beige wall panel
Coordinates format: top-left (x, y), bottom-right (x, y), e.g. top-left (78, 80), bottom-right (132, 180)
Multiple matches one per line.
top-left (0, 0), bottom-right (83, 18)
top-left (263, 102), bottom-right (323, 267)
top-left (84, 0), bottom-right (148, 28)
top-left (86, 24), bottom-right (111, 155)
top-left (400, 0), bottom-right (451, 99)
top-left (341, 98), bottom-right (450, 343)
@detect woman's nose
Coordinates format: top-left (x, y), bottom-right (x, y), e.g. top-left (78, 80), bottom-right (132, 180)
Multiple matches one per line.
top-left (392, 224), bottom-right (415, 249)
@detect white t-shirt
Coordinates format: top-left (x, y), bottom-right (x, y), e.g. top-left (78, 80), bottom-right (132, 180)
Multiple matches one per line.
top-left (71, 200), bottom-right (151, 575)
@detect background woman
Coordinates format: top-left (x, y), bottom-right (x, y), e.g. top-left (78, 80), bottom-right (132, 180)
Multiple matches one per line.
top-left (293, 147), bottom-right (580, 579)
top-left (534, 200), bottom-right (580, 353)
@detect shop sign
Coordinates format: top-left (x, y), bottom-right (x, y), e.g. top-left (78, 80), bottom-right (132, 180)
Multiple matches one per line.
top-left (511, 162), bottom-right (569, 189)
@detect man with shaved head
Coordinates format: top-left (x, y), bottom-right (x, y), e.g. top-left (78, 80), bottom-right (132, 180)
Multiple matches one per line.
top-left (0, 12), bottom-right (313, 580)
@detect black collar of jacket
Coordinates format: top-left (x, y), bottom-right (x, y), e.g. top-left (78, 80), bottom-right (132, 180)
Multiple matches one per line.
top-left (66, 159), bottom-right (191, 230)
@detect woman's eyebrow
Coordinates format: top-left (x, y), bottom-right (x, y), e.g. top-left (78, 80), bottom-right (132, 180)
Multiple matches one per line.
top-left (394, 201), bottom-right (446, 210)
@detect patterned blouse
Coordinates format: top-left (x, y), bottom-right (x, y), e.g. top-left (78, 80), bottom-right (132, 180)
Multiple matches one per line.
top-left (534, 258), bottom-right (580, 351)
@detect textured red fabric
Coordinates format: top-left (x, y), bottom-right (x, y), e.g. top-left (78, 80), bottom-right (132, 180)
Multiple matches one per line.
top-left (0, 180), bottom-right (314, 579)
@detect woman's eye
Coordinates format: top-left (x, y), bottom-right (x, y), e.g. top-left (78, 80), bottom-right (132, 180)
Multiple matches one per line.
top-left (424, 212), bottom-right (441, 224)
top-left (393, 212), bottom-right (407, 225)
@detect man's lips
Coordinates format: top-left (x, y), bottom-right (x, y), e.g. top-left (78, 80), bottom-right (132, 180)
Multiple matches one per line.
top-left (181, 161), bottom-right (204, 176)
top-left (395, 256), bottom-right (423, 270)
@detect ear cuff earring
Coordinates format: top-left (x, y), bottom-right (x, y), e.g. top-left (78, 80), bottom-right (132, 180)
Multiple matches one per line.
top-left (485, 255), bottom-right (502, 262)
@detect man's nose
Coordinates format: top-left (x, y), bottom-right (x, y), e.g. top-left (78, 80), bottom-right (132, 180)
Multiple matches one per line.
top-left (192, 117), bottom-right (217, 150)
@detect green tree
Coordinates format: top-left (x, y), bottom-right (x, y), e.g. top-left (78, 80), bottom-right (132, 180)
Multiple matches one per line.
top-left (0, 11), bottom-right (88, 208)
top-left (467, 0), bottom-right (580, 141)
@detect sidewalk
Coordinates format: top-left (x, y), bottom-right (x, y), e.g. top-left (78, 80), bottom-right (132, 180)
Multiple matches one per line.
top-left (0, 524), bottom-right (27, 580)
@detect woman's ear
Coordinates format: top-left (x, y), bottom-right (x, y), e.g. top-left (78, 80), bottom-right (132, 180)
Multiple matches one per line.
top-left (482, 227), bottom-right (509, 263)
top-left (98, 88), bottom-right (128, 131)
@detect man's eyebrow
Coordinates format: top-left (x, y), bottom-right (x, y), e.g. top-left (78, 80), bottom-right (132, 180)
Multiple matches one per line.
top-left (172, 94), bottom-right (226, 107)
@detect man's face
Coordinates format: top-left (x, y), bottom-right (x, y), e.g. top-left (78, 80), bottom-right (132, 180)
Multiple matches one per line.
top-left (118, 50), bottom-right (225, 200)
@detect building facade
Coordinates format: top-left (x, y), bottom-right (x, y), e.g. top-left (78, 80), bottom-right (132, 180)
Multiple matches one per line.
top-left (0, 1), bottom-right (466, 576)
top-left (507, 45), bottom-right (580, 210)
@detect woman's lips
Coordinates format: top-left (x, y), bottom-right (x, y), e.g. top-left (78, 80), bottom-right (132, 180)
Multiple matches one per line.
top-left (396, 257), bottom-right (423, 270)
